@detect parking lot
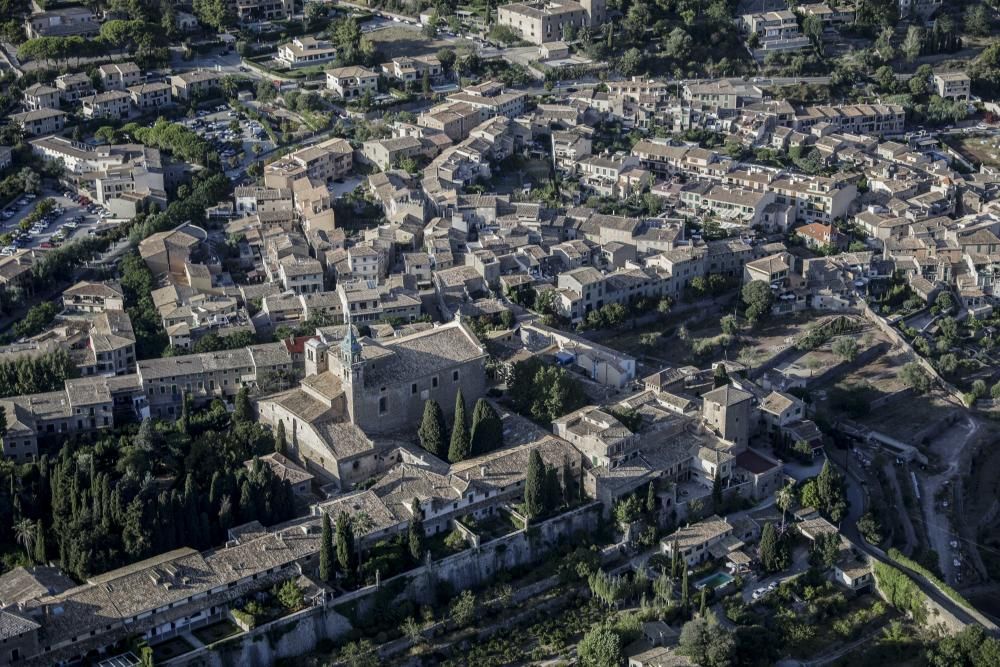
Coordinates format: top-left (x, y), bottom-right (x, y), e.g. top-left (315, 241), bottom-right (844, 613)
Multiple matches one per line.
top-left (180, 106), bottom-right (275, 177)
top-left (0, 190), bottom-right (112, 253)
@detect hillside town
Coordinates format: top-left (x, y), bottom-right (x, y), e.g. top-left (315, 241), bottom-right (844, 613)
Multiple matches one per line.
top-left (0, 0), bottom-right (997, 666)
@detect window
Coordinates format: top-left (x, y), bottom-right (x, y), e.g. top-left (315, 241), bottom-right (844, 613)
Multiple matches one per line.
top-left (379, 396), bottom-right (387, 414)
top-left (432, 376), bottom-right (438, 388)
top-left (452, 370), bottom-right (459, 382)
top-left (411, 383), bottom-right (418, 395)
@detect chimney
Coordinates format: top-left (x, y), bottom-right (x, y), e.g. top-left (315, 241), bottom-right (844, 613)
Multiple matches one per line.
top-left (480, 464), bottom-right (488, 477)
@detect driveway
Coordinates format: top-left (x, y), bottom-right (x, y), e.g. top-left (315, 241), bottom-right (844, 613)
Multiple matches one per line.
top-left (782, 458), bottom-right (824, 483)
top-left (741, 545), bottom-right (811, 603)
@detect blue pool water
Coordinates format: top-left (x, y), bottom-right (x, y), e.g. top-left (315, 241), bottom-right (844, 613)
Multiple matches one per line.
top-left (695, 572), bottom-right (735, 590)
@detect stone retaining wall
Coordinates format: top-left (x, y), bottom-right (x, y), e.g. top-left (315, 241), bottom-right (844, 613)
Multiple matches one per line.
top-left (164, 503), bottom-right (602, 667)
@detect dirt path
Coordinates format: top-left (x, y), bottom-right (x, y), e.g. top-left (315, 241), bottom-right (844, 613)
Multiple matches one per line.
top-left (917, 414), bottom-right (984, 584)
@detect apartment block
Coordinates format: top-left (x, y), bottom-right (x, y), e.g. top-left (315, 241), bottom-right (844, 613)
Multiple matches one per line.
top-left (128, 82), bottom-right (173, 112)
top-left (278, 255), bottom-right (324, 294)
top-left (11, 109), bottom-right (67, 136)
top-left (55, 72), bottom-right (93, 104)
top-left (62, 281), bottom-right (125, 314)
top-left (170, 70), bottom-right (222, 100)
top-left (99, 62), bottom-right (142, 91)
top-left (22, 83), bottom-right (60, 111)
top-left (264, 137), bottom-right (353, 188)
top-left (418, 102), bottom-right (485, 142)
top-left (447, 84), bottom-right (528, 118)
top-left (81, 91), bottom-right (132, 120)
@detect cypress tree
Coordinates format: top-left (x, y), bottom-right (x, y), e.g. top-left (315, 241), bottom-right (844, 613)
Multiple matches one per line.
top-left (319, 513), bottom-right (334, 582)
top-left (335, 512), bottom-right (354, 572)
top-left (681, 566), bottom-right (689, 611)
top-left (562, 459), bottom-right (577, 506)
top-left (239, 479), bottom-right (255, 522)
top-left (712, 474), bottom-right (723, 513)
top-left (759, 522), bottom-right (781, 573)
top-left (135, 418), bottom-right (155, 451)
top-left (448, 390), bottom-right (471, 463)
top-left (417, 400), bottom-right (447, 459)
top-left (646, 481), bottom-right (656, 514)
top-left (544, 465), bottom-right (562, 512)
top-left (524, 449), bottom-right (546, 519)
top-left (209, 471), bottom-right (223, 509)
top-left (179, 393), bottom-right (190, 434)
top-left (275, 420), bottom-right (287, 455)
top-left (33, 520), bottom-right (45, 564)
top-left (671, 537), bottom-right (680, 578)
top-left (699, 587), bottom-right (707, 617)
top-left (408, 498), bottom-right (424, 562)
top-left (234, 387), bottom-right (253, 423)
top-left (713, 364), bottom-right (729, 388)
top-left (470, 398), bottom-right (503, 455)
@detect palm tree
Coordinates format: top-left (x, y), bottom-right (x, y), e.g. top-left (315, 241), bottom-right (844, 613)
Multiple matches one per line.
top-left (14, 519), bottom-right (35, 563)
top-left (776, 483), bottom-right (794, 533)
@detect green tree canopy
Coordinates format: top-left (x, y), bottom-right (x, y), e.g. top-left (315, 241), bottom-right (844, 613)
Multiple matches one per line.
top-left (418, 400), bottom-right (447, 459)
top-left (524, 449), bottom-right (546, 519)
top-left (742, 280), bottom-right (774, 324)
top-left (469, 398), bottom-right (503, 455)
top-left (448, 390), bottom-right (471, 463)
top-left (578, 626), bottom-right (623, 667)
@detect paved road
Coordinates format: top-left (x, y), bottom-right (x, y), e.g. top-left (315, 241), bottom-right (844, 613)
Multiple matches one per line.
top-left (741, 546), bottom-right (811, 604)
top-left (170, 48), bottom-right (246, 77)
top-left (834, 455), bottom-right (999, 632)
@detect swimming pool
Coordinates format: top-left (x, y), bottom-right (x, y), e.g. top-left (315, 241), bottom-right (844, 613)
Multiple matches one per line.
top-left (695, 572), bottom-right (735, 591)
